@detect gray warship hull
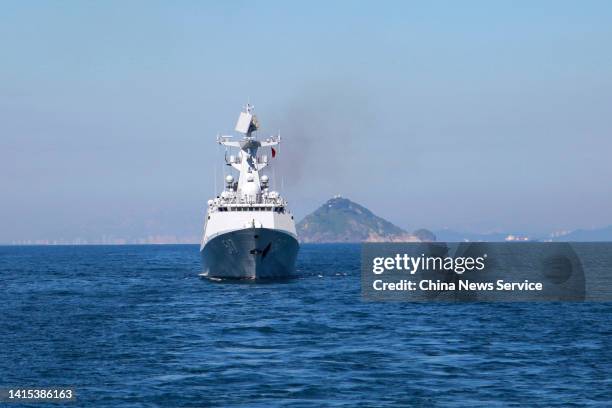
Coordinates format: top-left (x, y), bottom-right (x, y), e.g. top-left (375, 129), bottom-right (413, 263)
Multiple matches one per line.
top-left (200, 228), bottom-right (299, 279)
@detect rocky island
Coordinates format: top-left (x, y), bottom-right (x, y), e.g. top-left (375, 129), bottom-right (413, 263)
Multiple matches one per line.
top-left (297, 196), bottom-right (434, 243)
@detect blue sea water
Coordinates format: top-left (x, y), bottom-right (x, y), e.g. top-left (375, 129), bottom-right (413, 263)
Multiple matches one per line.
top-left (1, 244), bottom-right (611, 407)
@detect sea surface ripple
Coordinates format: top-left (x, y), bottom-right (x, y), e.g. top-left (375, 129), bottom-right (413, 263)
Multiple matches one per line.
top-left (1, 244), bottom-right (611, 407)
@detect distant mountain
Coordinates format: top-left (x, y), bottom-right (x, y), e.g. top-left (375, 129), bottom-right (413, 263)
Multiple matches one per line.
top-left (413, 228), bottom-right (437, 242)
top-left (297, 196), bottom-right (423, 243)
top-left (297, 198), bottom-right (612, 243)
top-left (434, 229), bottom-right (513, 242)
top-left (435, 226), bottom-right (612, 242)
top-left (551, 226), bottom-right (612, 242)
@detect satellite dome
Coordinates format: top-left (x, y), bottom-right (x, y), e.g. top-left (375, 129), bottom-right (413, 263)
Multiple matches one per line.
top-left (225, 175), bottom-right (234, 183)
top-left (261, 175), bottom-right (269, 183)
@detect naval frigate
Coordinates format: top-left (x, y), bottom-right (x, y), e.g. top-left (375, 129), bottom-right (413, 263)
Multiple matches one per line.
top-left (200, 104), bottom-right (299, 279)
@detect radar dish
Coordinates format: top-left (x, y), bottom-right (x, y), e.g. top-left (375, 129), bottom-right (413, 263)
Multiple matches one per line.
top-left (235, 112), bottom-right (259, 134)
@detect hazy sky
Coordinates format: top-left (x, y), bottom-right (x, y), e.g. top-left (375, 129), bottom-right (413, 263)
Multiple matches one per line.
top-left (1, 1), bottom-right (611, 242)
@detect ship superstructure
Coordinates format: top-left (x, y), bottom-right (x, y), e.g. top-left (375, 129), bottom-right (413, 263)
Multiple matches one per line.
top-left (200, 104), bottom-right (299, 279)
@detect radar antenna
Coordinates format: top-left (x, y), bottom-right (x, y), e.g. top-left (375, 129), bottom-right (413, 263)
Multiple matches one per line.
top-left (235, 103), bottom-right (259, 136)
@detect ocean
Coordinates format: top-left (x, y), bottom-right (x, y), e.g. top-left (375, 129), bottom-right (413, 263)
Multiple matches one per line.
top-left (1, 244), bottom-right (611, 407)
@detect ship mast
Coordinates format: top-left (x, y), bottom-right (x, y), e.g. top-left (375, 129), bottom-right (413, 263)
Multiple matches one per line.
top-left (216, 104), bottom-right (280, 204)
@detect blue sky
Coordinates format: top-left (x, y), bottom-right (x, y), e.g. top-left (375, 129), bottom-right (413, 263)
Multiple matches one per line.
top-left (1, 1), bottom-right (611, 242)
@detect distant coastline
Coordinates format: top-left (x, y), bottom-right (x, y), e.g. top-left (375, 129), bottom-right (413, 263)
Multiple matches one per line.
top-left (6, 196), bottom-right (612, 245)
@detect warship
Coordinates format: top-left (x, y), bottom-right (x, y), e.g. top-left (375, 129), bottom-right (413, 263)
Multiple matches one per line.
top-left (200, 104), bottom-right (299, 279)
